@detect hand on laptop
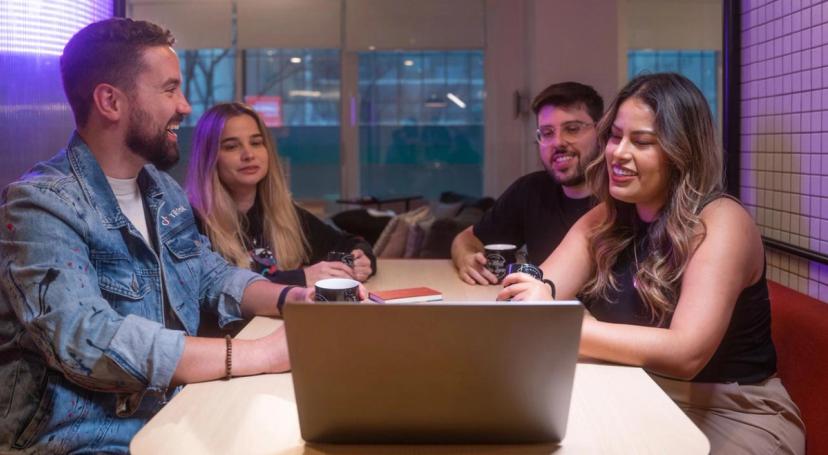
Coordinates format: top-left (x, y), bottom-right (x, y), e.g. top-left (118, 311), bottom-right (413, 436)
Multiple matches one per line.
top-left (498, 272), bottom-right (552, 301)
top-left (457, 252), bottom-right (499, 285)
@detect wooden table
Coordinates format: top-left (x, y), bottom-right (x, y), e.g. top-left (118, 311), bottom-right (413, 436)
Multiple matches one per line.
top-left (131, 259), bottom-right (709, 454)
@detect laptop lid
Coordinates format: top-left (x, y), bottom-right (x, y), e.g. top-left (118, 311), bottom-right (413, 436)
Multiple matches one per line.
top-left (284, 301), bottom-right (583, 444)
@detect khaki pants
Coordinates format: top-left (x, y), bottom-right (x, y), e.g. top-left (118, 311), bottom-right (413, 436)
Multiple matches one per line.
top-left (651, 375), bottom-right (806, 455)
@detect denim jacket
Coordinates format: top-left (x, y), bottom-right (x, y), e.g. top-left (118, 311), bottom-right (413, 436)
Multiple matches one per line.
top-left (0, 133), bottom-right (264, 453)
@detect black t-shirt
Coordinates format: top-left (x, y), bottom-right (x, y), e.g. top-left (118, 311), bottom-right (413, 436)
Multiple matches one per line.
top-left (195, 202), bottom-right (376, 287)
top-left (473, 171), bottom-right (594, 266)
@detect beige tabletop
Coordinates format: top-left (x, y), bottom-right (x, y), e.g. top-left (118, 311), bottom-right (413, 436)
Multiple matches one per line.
top-left (131, 259), bottom-right (709, 454)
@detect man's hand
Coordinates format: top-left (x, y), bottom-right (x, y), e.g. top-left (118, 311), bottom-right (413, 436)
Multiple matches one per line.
top-left (303, 260), bottom-right (355, 286)
top-left (253, 325), bottom-right (291, 373)
top-left (351, 249), bottom-right (373, 282)
top-left (456, 252), bottom-right (498, 285)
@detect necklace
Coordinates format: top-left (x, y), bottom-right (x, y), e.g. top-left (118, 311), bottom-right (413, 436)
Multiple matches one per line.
top-left (631, 222), bottom-right (646, 290)
top-left (632, 247), bottom-right (640, 290)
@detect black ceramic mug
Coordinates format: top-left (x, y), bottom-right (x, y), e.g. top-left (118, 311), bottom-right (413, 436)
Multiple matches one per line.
top-left (314, 278), bottom-right (360, 302)
top-left (483, 244), bottom-right (518, 282)
top-left (506, 262), bottom-right (543, 280)
top-left (326, 251), bottom-right (355, 268)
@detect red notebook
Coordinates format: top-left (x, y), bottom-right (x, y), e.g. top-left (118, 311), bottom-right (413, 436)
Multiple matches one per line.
top-left (368, 287), bottom-right (443, 304)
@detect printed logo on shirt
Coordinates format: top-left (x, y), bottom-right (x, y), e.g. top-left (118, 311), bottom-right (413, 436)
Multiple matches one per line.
top-left (160, 205), bottom-right (188, 226)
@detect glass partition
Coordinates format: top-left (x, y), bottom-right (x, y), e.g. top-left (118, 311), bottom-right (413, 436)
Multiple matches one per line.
top-left (358, 50), bottom-right (484, 200)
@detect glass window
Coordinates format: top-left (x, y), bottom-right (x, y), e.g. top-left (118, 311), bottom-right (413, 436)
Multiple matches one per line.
top-left (358, 51), bottom-right (484, 200)
top-left (627, 50), bottom-right (718, 121)
top-left (245, 49), bottom-right (341, 200)
top-left (172, 48), bottom-right (235, 183)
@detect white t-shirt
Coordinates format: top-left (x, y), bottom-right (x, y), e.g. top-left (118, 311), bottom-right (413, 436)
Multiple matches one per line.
top-left (106, 175), bottom-right (151, 246)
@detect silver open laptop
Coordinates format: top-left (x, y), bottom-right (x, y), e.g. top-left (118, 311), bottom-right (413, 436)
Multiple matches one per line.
top-left (283, 301), bottom-right (583, 444)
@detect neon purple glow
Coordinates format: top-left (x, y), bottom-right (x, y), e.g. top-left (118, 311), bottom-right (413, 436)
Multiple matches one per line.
top-left (0, 1), bottom-right (113, 56)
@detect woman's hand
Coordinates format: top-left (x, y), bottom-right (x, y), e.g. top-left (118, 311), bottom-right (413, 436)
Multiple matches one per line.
top-left (497, 272), bottom-right (553, 301)
top-left (351, 249), bottom-right (373, 281)
top-left (303, 260), bottom-right (356, 285)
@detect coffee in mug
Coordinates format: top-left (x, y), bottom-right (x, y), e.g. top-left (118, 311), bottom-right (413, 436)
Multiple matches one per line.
top-left (506, 262), bottom-right (543, 280)
top-left (314, 278), bottom-right (360, 302)
top-left (326, 251), bottom-right (355, 268)
top-left (483, 244), bottom-right (517, 282)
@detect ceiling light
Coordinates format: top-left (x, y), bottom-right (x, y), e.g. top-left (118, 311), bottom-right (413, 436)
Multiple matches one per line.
top-left (424, 93), bottom-right (447, 108)
top-left (289, 90), bottom-right (322, 98)
top-left (290, 57), bottom-right (302, 64)
top-left (447, 93), bottom-right (467, 109)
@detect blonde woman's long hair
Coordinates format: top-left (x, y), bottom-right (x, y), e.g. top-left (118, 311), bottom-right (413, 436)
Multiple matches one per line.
top-left (186, 102), bottom-right (309, 269)
top-left (582, 73), bottom-right (724, 324)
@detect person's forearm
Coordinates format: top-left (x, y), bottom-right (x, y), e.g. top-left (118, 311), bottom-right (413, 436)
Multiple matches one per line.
top-left (580, 317), bottom-right (706, 380)
top-left (170, 336), bottom-right (267, 386)
top-left (239, 280), bottom-right (306, 318)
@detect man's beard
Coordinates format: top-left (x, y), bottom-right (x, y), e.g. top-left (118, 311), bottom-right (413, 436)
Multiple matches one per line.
top-left (125, 106), bottom-right (180, 171)
top-left (546, 149), bottom-right (586, 187)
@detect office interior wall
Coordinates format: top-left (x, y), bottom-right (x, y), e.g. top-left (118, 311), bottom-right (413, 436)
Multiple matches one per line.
top-left (625, 0), bottom-right (723, 50)
top-left (522, 0), bottom-right (619, 182)
top-left (129, 1), bottom-right (232, 49)
top-left (740, 0), bottom-right (828, 301)
top-left (621, 0), bottom-right (724, 123)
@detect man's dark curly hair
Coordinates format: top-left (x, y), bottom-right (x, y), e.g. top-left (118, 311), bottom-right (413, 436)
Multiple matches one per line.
top-left (60, 18), bottom-right (175, 127)
top-left (531, 81), bottom-right (604, 122)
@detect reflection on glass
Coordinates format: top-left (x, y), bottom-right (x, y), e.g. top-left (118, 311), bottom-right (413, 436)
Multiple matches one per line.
top-left (245, 49), bottom-right (341, 199)
top-left (171, 48), bottom-right (236, 183)
top-left (359, 51), bottom-right (484, 200)
top-left (628, 50), bottom-right (718, 121)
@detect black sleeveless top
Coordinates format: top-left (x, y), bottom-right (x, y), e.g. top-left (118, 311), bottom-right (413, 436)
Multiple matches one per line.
top-left (584, 202), bottom-right (777, 384)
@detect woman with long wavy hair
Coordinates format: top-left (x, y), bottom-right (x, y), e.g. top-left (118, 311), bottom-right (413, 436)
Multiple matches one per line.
top-left (186, 103), bottom-right (375, 288)
top-left (499, 73), bottom-right (805, 454)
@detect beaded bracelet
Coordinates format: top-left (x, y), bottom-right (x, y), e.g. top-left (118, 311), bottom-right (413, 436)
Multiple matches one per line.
top-left (224, 334), bottom-right (232, 380)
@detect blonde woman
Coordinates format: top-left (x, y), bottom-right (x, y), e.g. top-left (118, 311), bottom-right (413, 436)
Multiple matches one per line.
top-left (500, 73), bottom-right (805, 454)
top-left (186, 103), bottom-right (375, 287)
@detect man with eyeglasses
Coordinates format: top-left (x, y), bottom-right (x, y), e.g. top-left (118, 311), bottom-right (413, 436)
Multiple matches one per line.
top-left (452, 81), bottom-right (603, 284)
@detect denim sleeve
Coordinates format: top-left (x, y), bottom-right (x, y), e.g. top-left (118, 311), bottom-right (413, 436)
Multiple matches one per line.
top-left (0, 182), bottom-right (184, 399)
top-left (195, 232), bottom-right (266, 328)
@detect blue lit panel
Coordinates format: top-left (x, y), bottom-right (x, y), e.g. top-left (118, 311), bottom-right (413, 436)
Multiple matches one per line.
top-left (0, 1), bottom-right (113, 56)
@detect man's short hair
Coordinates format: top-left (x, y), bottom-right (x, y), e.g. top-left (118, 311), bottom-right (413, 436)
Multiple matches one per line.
top-left (531, 81), bottom-right (604, 122)
top-left (60, 18), bottom-right (175, 127)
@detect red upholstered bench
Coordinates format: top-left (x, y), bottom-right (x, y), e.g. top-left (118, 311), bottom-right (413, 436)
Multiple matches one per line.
top-left (768, 280), bottom-right (828, 455)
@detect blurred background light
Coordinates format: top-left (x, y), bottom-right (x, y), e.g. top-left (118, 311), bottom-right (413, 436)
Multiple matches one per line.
top-left (0, 0), bottom-right (113, 56)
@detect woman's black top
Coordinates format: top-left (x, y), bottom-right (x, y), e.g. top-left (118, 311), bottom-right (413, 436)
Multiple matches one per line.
top-left (198, 201), bottom-right (376, 287)
top-left (583, 214), bottom-right (777, 384)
